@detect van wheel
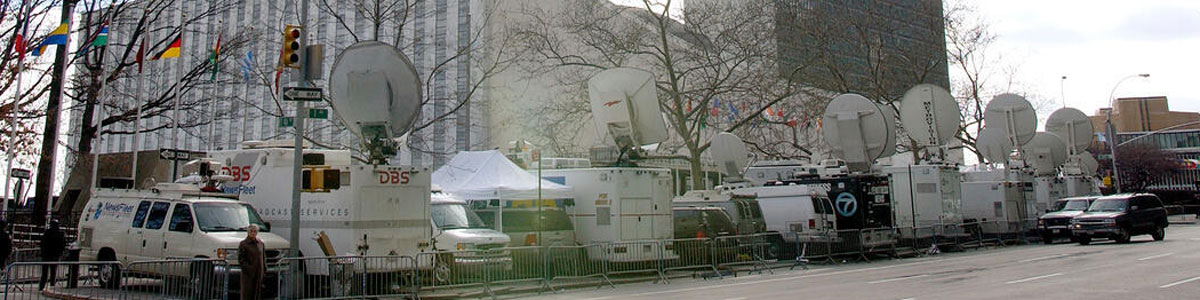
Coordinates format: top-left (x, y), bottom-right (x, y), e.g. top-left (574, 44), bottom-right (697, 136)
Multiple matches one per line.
top-left (1041, 234), bottom-right (1054, 245)
top-left (434, 254), bottom-right (453, 283)
top-left (1152, 225), bottom-right (1165, 241)
top-left (97, 250), bottom-right (121, 289)
top-left (1076, 237), bottom-right (1091, 245)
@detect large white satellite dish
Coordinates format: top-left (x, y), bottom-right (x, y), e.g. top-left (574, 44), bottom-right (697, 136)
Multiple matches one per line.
top-left (588, 68), bottom-right (668, 148)
top-left (821, 93), bottom-right (891, 172)
top-left (977, 126), bottom-right (1013, 165)
top-left (900, 84), bottom-right (961, 148)
top-left (711, 132), bottom-right (750, 180)
top-left (1072, 151), bottom-right (1100, 174)
top-left (1023, 132), bottom-right (1068, 176)
top-left (1045, 107), bottom-right (1094, 155)
top-left (879, 104), bottom-right (898, 158)
top-left (984, 94), bottom-right (1037, 147)
top-left (329, 41), bottom-right (423, 138)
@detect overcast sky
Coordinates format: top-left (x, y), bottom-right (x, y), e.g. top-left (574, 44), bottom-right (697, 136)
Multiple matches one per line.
top-left (974, 0), bottom-right (1200, 120)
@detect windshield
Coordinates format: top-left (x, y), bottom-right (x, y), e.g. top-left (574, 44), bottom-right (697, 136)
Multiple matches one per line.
top-left (1087, 199), bottom-right (1128, 213)
top-left (501, 209), bottom-right (574, 232)
top-left (194, 203), bottom-right (268, 232)
top-left (432, 204), bottom-right (488, 230)
top-left (1054, 199), bottom-right (1092, 212)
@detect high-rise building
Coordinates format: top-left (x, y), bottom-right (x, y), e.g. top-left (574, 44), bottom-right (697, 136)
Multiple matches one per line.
top-left (66, 0), bottom-right (487, 170)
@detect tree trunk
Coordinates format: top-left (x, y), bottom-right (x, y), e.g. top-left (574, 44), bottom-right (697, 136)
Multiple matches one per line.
top-left (32, 0), bottom-right (76, 227)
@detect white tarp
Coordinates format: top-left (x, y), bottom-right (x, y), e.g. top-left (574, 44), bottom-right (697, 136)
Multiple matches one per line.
top-left (432, 150), bottom-right (574, 200)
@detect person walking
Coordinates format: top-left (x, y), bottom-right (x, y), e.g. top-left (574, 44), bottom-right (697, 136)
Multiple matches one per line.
top-left (0, 220), bottom-right (11, 269)
top-left (237, 224), bottom-right (266, 300)
top-left (39, 220), bottom-right (66, 291)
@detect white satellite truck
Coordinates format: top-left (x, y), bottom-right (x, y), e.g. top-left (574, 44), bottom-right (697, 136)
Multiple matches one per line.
top-left (540, 68), bottom-right (678, 262)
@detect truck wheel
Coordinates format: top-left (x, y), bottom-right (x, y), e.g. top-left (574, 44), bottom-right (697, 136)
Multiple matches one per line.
top-left (1041, 234), bottom-right (1054, 245)
top-left (97, 250), bottom-right (121, 289)
top-left (1114, 228), bottom-right (1132, 244)
top-left (1151, 225), bottom-right (1165, 241)
top-left (1076, 237), bottom-right (1091, 245)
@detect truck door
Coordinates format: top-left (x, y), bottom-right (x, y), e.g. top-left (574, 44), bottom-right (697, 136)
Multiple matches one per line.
top-left (128, 200), bottom-right (153, 261)
top-left (140, 202), bottom-right (172, 259)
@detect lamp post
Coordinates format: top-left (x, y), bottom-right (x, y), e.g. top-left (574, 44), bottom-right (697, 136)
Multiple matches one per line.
top-left (1105, 73), bottom-right (1150, 194)
top-left (1060, 76), bottom-right (1067, 108)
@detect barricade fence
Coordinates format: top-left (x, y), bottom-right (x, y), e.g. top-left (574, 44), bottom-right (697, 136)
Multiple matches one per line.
top-left (3, 219), bottom-right (1058, 299)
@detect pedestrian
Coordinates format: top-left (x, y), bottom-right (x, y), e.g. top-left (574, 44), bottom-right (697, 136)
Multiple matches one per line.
top-left (39, 219), bottom-right (66, 291)
top-left (237, 224), bottom-right (266, 300)
top-left (0, 220), bottom-right (11, 269)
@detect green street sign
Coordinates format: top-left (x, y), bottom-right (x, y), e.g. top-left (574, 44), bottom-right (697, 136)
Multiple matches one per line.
top-left (308, 108), bottom-right (329, 119)
top-left (279, 117), bottom-right (294, 127)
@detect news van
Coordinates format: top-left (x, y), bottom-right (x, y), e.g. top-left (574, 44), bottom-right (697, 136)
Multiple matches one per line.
top-left (77, 183), bottom-right (290, 290)
top-left (207, 144), bottom-right (434, 276)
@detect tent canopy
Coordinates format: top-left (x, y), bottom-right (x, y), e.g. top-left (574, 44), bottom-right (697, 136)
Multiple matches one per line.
top-left (432, 150), bottom-right (574, 201)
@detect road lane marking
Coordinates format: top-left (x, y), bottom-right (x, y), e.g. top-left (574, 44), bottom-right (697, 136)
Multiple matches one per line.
top-left (1018, 253), bottom-right (1067, 263)
top-left (1137, 253), bottom-right (1174, 261)
top-left (869, 274), bottom-right (929, 284)
top-left (718, 298), bottom-right (747, 300)
top-left (1005, 272), bottom-right (1063, 284)
top-left (1160, 276), bottom-right (1200, 288)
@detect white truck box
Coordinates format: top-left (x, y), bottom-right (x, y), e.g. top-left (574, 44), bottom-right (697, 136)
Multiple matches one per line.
top-left (961, 181), bottom-right (1031, 234)
top-left (886, 165), bottom-right (964, 238)
top-left (540, 167), bottom-right (678, 262)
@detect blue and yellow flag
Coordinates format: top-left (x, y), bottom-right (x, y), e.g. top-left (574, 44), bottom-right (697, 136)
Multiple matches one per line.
top-left (42, 23), bottom-right (69, 46)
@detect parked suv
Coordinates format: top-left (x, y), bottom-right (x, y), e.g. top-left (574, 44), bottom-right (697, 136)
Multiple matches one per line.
top-left (673, 207), bottom-right (738, 239)
top-left (1037, 196), bottom-right (1098, 244)
top-left (1069, 193), bottom-right (1168, 245)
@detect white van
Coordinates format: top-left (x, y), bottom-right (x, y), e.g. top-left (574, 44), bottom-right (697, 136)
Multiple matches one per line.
top-left (430, 192), bottom-right (512, 272)
top-left (730, 185), bottom-right (836, 244)
top-left (77, 183), bottom-right (290, 289)
top-left (207, 146), bottom-right (434, 276)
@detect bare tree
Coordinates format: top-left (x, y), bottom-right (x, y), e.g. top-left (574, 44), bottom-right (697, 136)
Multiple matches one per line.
top-left (516, 0), bottom-right (817, 190)
top-left (1, 0), bottom-right (64, 166)
top-left (1093, 142), bottom-right (1180, 193)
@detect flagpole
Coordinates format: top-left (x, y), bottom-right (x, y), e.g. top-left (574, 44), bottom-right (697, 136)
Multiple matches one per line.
top-left (90, 24), bottom-right (110, 194)
top-left (132, 44), bottom-right (145, 188)
top-left (242, 60), bottom-right (250, 143)
top-left (4, 0), bottom-right (32, 219)
top-left (170, 7), bottom-right (185, 182)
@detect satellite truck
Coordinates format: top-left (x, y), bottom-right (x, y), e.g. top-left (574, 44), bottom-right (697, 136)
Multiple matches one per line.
top-left (211, 41), bottom-right (435, 293)
top-left (537, 68), bottom-right (678, 263)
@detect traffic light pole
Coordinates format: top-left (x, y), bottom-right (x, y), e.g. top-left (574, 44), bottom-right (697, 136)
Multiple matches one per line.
top-left (290, 0), bottom-right (309, 262)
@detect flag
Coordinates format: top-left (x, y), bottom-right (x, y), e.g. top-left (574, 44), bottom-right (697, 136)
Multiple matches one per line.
top-left (273, 66), bottom-right (283, 93)
top-left (764, 107), bottom-right (775, 120)
top-left (209, 32), bottom-right (222, 81)
top-left (711, 99), bottom-right (720, 117)
top-left (42, 23), bottom-right (69, 46)
top-left (30, 45), bottom-right (48, 56)
top-left (727, 102), bottom-right (738, 122)
top-left (151, 33), bottom-right (182, 60)
top-left (76, 22), bottom-right (109, 57)
top-left (240, 50), bottom-right (254, 81)
top-left (786, 118), bottom-right (798, 128)
top-left (1096, 132), bottom-right (1107, 143)
top-left (13, 33), bottom-right (24, 61)
top-left (136, 38), bottom-right (146, 73)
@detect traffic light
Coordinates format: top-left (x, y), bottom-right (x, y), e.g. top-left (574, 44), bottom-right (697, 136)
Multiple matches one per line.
top-left (281, 25), bottom-right (303, 69)
top-left (301, 168), bottom-right (340, 192)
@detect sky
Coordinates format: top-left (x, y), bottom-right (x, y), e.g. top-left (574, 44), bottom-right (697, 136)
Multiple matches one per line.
top-left (973, 0), bottom-right (1200, 121)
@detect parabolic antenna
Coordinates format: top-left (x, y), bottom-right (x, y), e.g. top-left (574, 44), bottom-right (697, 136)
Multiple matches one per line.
top-left (879, 104), bottom-right (898, 158)
top-left (329, 41), bottom-right (423, 138)
top-left (900, 84), bottom-right (961, 148)
top-left (711, 132), bottom-right (750, 179)
top-left (821, 93), bottom-right (891, 172)
top-left (977, 126), bottom-right (1013, 165)
top-left (984, 93), bottom-right (1037, 147)
top-left (1023, 132), bottom-right (1069, 176)
top-left (588, 68), bottom-right (669, 148)
top-left (1072, 151), bottom-right (1100, 174)
top-left (1044, 107), bottom-right (1094, 154)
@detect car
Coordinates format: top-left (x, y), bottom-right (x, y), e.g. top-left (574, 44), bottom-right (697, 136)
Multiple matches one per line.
top-left (1037, 196), bottom-right (1098, 244)
top-left (673, 206), bottom-right (738, 239)
top-left (1069, 193), bottom-right (1168, 245)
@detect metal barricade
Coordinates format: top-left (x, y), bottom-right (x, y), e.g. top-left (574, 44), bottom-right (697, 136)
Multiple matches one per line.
top-left (4, 261), bottom-right (119, 300)
top-left (660, 237), bottom-right (719, 277)
top-left (413, 248), bottom-right (509, 297)
top-left (827, 229), bottom-right (863, 259)
top-left (712, 234), bottom-right (774, 275)
top-left (790, 232), bottom-right (833, 264)
top-left (360, 255), bottom-right (420, 299)
top-left (279, 255), bottom-right (365, 300)
top-left (488, 246), bottom-right (550, 292)
top-left (603, 240), bottom-right (667, 283)
top-left (546, 243), bottom-right (613, 289)
top-left (121, 258), bottom-right (232, 300)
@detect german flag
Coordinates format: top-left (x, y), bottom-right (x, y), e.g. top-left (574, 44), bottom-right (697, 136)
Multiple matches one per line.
top-left (151, 33), bottom-right (181, 60)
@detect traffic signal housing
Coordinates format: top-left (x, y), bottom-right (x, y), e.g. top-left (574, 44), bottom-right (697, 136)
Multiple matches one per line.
top-left (301, 167), bottom-right (340, 192)
top-left (281, 25), bottom-right (303, 69)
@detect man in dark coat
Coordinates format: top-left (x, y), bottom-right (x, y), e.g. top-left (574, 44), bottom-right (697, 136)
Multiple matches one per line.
top-left (0, 220), bottom-right (11, 269)
top-left (238, 224), bottom-right (266, 300)
top-left (39, 220), bottom-right (66, 290)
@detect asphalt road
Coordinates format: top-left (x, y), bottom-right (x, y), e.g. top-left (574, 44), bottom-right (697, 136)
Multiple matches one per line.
top-left (519, 224), bottom-right (1200, 300)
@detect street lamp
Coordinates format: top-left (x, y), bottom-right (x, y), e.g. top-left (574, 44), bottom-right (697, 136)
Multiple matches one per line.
top-left (1105, 73), bottom-right (1150, 194)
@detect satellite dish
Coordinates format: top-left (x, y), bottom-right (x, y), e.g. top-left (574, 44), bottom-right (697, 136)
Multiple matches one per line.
top-left (984, 94), bottom-right (1037, 147)
top-left (977, 126), bottom-right (1013, 165)
top-left (879, 103), bottom-right (898, 158)
top-left (1045, 108), bottom-right (1094, 154)
top-left (821, 93), bottom-right (890, 172)
top-left (329, 41), bottom-right (422, 140)
top-left (900, 84), bottom-right (960, 148)
top-left (1072, 151), bottom-right (1100, 174)
top-left (1023, 132), bottom-right (1068, 176)
top-left (711, 132), bottom-right (750, 179)
top-left (588, 68), bottom-right (668, 148)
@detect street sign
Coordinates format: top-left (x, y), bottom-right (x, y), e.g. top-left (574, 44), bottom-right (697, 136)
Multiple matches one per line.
top-left (159, 149), bottom-right (192, 161)
top-left (283, 87), bottom-right (324, 102)
top-left (280, 117), bottom-right (295, 128)
top-left (308, 108), bottom-right (329, 119)
top-left (10, 168), bottom-right (30, 179)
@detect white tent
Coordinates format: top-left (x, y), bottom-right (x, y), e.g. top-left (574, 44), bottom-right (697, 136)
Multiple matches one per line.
top-left (432, 150), bottom-right (574, 200)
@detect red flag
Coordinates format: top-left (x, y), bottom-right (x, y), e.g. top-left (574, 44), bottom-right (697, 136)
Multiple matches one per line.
top-left (136, 38), bottom-right (146, 73)
top-left (273, 67), bottom-right (283, 94)
top-left (13, 33), bottom-right (25, 61)
top-left (786, 118), bottom-right (798, 128)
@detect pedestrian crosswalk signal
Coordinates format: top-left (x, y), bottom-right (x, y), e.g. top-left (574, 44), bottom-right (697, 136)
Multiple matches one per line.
top-left (281, 25), bottom-right (303, 69)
